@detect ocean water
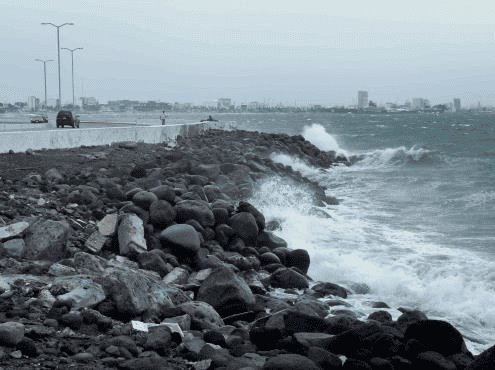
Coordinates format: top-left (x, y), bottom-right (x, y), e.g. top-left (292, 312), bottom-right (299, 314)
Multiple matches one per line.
top-left (2, 110), bottom-right (494, 351)
top-left (220, 112), bottom-right (495, 353)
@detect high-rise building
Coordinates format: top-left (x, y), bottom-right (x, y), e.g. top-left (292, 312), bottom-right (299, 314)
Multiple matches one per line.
top-left (357, 91), bottom-right (368, 108)
top-left (453, 98), bottom-right (461, 112)
top-left (27, 96), bottom-right (40, 111)
top-left (412, 98), bottom-right (427, 110)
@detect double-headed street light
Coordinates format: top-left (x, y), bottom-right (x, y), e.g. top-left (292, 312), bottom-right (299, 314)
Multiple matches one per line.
top-left (41, 22), bottom-right (74, 109)
top-left (35, 58), bottom-right (54, 110)
top-left (61, 47), bottom-right (83, 106)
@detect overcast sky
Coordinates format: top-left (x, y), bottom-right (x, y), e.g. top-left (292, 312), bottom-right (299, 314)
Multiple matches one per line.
top-left (1, 0), bottom-right (495, 106)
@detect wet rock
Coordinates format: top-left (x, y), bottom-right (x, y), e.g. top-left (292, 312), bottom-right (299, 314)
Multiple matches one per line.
top-left (197, 266), bottom-right (255, 317)
top-left (159, 224), bottom-right (201, 256)
top-left (404, 320), bottom-right (467, 356)
top-left (257, 230), bottom-right (288, 250)
top-left (286, 249), bottom-right (310, 274)
top-left (190, 164), bottom-right (221, 180)
top-left (150, 184), bottom-right (176, 203)
top-left (229, 212), bottom-right (259, 245)
top-left (270, 267), bottom-right (309, 289)
top-left (293, 332), bottom-right (334, 350)
top-left (396, 308), bottom-right (428, 331)
top-left (58, 312), bottom-right (83, 330)
top-left (260, 252), bottom-right (281, 265)
top-left (0, 221), bottom-right (29, 241)
top-left (149, 200), bottom-right (176, 228)
top-left (414, 351), bottom-right (456, 370)
top-left (24, 219), bottom-right (70, 261)
top-left (368, 311), bottom-right (392, 323)
top-left (132, 190), bottom-right (158, 210)
top-left (307, 347), bottom-right (342, 369)
top-left (178, 301), bottom-right (224, 330)
top-left (262, 353), bottom-right (320, 370)
top-left (467, 344), bottom-right (495, 370)
top-left (118, 213), bottom-right (147, 256)
top-left (0, 322), bottom-right (24, 346)
top-left (343, 358), bottom-right (373, 369)
top-left (312, 281), bottom-right (348, 299)
top-left (237, 201), bottom-right (265, 230)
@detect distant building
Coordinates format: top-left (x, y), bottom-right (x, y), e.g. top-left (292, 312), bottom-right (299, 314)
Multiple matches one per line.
top-left (453, 98), bottom-right (461, 112)
top-left (80, 97), bottom-right (99, 109)
top-left (412, 98), bottom-right (427, 110)
top-left (46, 98), bottom-right (59, 108)
top-left (27, 96), bottom-right (40, 111)
top-left (217, 98), bottom-right (232, 110)
top-left (357, 91), bottom-right (368, 109)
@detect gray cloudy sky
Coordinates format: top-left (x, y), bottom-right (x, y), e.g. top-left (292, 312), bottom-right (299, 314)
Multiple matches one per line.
top-left (1, 0), bottom-right (495, 106)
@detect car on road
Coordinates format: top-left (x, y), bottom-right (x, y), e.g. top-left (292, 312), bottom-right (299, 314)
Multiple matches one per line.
top-left (56, 110), bottom-right (80, 128)
top-left (30, 114), bottom-right (48, 123)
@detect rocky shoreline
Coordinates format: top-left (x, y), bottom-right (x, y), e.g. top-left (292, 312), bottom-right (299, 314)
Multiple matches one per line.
top-left (0, 129), bottom-right (493, 369)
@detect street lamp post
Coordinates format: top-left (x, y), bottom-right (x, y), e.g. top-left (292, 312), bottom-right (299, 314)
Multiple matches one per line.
top-left (41, 22), bottom-right (74, 109)
top-left (35, 59), bottom-right (54, 110)
top-left (61, 47), bottom-right (83, 106)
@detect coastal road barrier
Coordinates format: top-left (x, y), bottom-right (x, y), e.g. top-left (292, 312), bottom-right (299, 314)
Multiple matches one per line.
top-left (0, 122), bottom-right (206, 153)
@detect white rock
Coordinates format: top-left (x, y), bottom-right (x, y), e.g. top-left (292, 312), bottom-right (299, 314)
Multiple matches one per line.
top-left (0, 221), bottom-right (29, 241)
top-left (97, 213), bottom-right (118, 236)
top-left (118, 213), bottom-right (147, 256)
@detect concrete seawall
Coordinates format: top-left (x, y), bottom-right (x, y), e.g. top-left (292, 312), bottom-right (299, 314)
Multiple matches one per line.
top-left (0, 122), bottom-right (206, 153)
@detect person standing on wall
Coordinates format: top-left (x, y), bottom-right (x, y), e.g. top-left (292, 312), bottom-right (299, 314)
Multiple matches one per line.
top-left (160, 111), bottom-right (167, 125)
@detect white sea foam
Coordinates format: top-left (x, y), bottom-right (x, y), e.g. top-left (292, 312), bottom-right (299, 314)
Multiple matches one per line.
top-left (302, 123), bottom-right (349, 158)
top-left (263, 149), bottom-right (495, 353)
top-left (356, 146), bottom-right (432, 167)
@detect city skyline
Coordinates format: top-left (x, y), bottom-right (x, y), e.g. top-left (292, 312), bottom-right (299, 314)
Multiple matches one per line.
top-left (1, 1), bottom-right (495, 105)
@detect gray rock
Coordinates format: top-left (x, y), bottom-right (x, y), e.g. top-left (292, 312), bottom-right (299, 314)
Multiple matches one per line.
top-left (137, 251), bottom-right (170, 277)
top-left (24, 219), bottom-right (70, 261)
top-left (0, 322), bottom-right (25, 346)
top-left (0, 221), bottom-right (29, 241)
top-left (97, 213), bottom-right (118, 236)
top-left (293, 332), bottom-right (334, 351)
top-left (178, 301), bottom-right (224, 330)
top-left (467, 344), bottom-right (495, 370)
top-left (73, 252), bottom-right (106, 274)
top-left (175, 200), bottom-right (215, 227)
top-left (312, 282), bottom-right (348, 299)
top-left (118, 213), bottom-right (147, 256)
top-left (44, 168), bottom-right (64, 183)
top-left (102, 267), bottom-right (174, 318)
top-left (55, 276), bottom-right (106, 309)
top-left (149, 200), bottom-right (176, 229)
top-left (270, 267), bottom-right (309, 289)
top-left (85, 230), bottom-right (108, 253)
top-left (191, 164), bottom-right (221, 180)
top-left (144, 326), bottom-right (172, 355)
top-left (0, 238), bottom-right (25, 257)
top-left (132, 191), bottom-right (158, 210)
top-left (237, 201), bottom-right (265, 230)
top-left (262, 354), bottom-right (319, 370)
top-left (159, 224), bottom-right (200, 256)
top-left (150, 185), bottom-right (176, 203)
top-left (163, 267), bottom-right (190, 285)
top-left (414, 351), bottom-right (456, 370)
top-left (47, 262), bottom-right (77, 276)
top-left (229, 212), bottom-right (259, 246)
top-left (203, 185), bottom-right (232, 202)
top-left (197, 266), bottom-right (255, 317)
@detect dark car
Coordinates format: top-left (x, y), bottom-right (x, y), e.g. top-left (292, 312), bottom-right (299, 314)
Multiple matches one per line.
top-left (56, 110), bottom-right (80, 128)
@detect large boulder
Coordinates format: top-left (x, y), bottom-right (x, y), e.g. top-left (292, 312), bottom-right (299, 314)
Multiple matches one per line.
top-left (286, 249), bottom-right (310, 274)
top-left (149, 200), bottom-right (176, 229)
top-left (0, 322), bottom-right (25, 346)
top-left (229, 212), bottom-right (259, 246)
top-left (197, 266), bottom-right (255, 317)
top-left (24, 219), bottom-right (70, 261)
top-left (237, 201), bottom-right (265, 230)
top-left (55, 276), bottom-right (106, 309)
top-left (101, 267), bottom-right (175, 318)
top-left (175, 200), bottom-right (215, 227)
top-left (404, 320), bottom-right (467, 356)
top-left (312, 282), bottom-right (348, 299)
top-left (270, 267), bottom-right (309, 289)
top-left (159, 224), bottom-right (201, 256)
top-left (178, 301), bottom-right (224, 330)
top-left (257, 231), bottom-right (288, 250)
top-left (118, 213), bottom-right (147, 256)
